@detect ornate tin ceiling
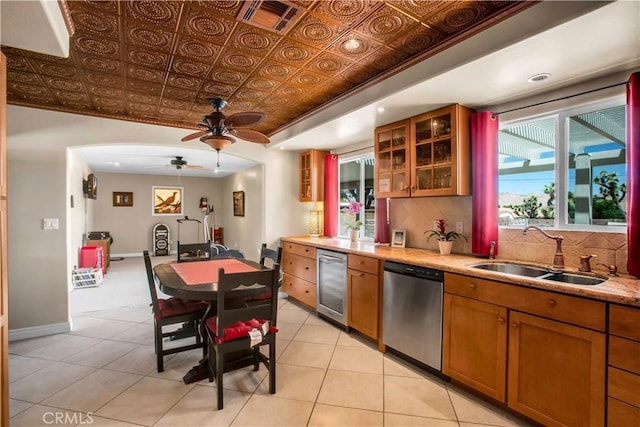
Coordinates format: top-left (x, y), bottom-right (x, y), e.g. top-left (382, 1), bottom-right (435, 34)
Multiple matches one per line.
top-left (2, 1), bottom-right (530, 137)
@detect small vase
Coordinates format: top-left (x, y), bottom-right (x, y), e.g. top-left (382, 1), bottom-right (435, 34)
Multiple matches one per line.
top-left (438, 240), bottom-right (453, 255)
top-left (349, 229), bottom-right (358, 242)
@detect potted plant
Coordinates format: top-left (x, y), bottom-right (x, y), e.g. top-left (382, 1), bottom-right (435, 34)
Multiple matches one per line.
top-left (342, 201), bottom-right (363, 242)
top-left (424, 219), bottom-right (466, 255)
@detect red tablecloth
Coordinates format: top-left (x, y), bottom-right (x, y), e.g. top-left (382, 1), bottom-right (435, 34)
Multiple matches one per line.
top-left (170, 259), bottom-right (258, 285)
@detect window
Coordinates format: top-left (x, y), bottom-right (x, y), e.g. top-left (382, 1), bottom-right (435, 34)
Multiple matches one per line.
top-left (339, 154), bottom-right (375, 239)
top-left (498, 99), bottom-right (626, 230)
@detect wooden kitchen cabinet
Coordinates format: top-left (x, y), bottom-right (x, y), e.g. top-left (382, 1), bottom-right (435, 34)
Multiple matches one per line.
top-left (299, 149), bottom-right (329, 202)
top-left (375, 119), bottom-right (410, 198)
top-left (347, 254), bottom-right (380, 340)
top-left (282, 242), bottom-right (317, 308)
top-left (444, 272), bottom-right (606, 427)
top-left (375, 104), bottom-right (473, 198)
top-left (442, 293), bottom-right (507, 402)
top-left (607, 304), bottom-right (640, 426)
top-left (507, 311), bottom-right (605, 427)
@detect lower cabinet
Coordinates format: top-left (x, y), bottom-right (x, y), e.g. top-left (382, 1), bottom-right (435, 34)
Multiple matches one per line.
top-left (443, 273), bottom-right (606, 427)
top-left (607, 304), bottom-right (640, 426)
top-left (507, 311), bottom-right (605, 427)
top-left (443, 294), bottom-right (507, 401)
top-left (281, 242), bottom-right (317, 309)
top-left (347, 254), bottom-right (380, 340)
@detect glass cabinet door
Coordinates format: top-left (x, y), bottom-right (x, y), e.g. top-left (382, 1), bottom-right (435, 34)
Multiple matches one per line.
top-left (375, 120), bottom-right (409, 198)
top-left (300, 151), bottom-right (312, 201)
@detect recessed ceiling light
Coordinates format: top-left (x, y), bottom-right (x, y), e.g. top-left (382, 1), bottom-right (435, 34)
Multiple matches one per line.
top-left (214, 169), bottom-right (219, 174)
top-left (344, 38), bottom-right (361, 50)
top-left (377, 107), bottom-right (385, 113)
top-left (528, 73), bottom-right (551, 83)
top-left (279, 146), bottom-right (285, 150)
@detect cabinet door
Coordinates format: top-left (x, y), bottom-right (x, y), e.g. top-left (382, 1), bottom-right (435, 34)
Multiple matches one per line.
top-left (299, 150), bottom-right (328, 202)
top-left (508, 311), bottom-right (605, 427)
top-left (375, 120), bottom-right (410, 198)
top-left (410, 104), bottom-right (471, 197)
top-left (443, 294), bottom-right (507, 401)
top-left (347, 269), bottom-right (378, 339)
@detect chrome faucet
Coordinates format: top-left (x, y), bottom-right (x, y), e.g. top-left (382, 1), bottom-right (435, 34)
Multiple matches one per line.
top-left (522, 225), bottom-right (565, 269)
top-left (489, 241), bottom-right (496, 259)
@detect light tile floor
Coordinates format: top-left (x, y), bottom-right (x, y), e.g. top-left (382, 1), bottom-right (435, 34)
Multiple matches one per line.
top-left (10, 257), bottom-right (535, 427)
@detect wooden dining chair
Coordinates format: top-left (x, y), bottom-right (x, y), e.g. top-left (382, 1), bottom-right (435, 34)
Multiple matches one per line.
top-left (246, 243), bottom-right (283, 305)
top-left (143, 250), bottom-right (208, 372)
top-left (204, 264), bottom-right (280, 410)
top-left (177, 241), bottom-right (212, 263)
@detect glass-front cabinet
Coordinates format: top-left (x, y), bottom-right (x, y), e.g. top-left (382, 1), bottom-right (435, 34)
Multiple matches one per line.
top-left (375, 104), bottom-right (473, 198)
top-left (375, 119), bottom-right (410, 198)
top-left (299, 149), bottom-right (329, 202)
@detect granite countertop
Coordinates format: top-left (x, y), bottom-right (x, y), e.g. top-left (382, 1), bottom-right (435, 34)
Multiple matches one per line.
top-left (282, 236), bottom-right (640, 307)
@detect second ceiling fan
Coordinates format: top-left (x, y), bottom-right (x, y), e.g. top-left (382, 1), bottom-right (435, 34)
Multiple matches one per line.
top-left (182, 97), bottom-right (270, 166)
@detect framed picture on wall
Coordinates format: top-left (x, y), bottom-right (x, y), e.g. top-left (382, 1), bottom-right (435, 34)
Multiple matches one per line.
top-left (233, 191), bottom-right (244, 217)
top-left (152, 186), bottom-right (183, 215)
top-left (113, 191), bottom-right (133, 207)
top-left (391, 229), bottom-right (406, 248)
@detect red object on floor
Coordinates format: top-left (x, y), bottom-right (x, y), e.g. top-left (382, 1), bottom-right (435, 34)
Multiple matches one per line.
top-left (79, 246), bottom-right (105, 274)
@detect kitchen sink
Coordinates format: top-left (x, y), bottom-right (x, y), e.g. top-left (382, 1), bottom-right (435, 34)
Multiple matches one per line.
top-left (471, 262), bottom-right (548, 277)
top-left (470, 262), bottom-right (607, 286)
top-left (538, 272), bottom-right (606, 286)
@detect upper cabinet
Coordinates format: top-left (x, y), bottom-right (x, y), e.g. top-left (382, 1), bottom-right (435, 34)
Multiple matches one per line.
top-left (375, 104), bottom-right (474, 198)
top-left (374, 119), bottom-right (410, 198)
top-left (299, 149), bottom-right (329, 202)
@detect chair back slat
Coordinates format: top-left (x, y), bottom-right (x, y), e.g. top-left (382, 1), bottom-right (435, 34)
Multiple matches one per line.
top-left (143, 250), bottom-right (161, 315)
top-left (259, 243), bottom-right (282, 267)
top-left (215, 264), bottom-right (279, 337)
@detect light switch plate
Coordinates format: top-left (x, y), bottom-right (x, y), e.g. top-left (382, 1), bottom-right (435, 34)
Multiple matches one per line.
top-left (43, 218), bottom-right (59, 230)
top-left (456, 221), bottom-right (464, 234)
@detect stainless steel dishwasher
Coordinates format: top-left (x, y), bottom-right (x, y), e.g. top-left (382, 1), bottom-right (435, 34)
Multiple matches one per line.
top-left (383, 261), bottom-right (444, 371)
top-left (316, 249), bottom-right (348, 326)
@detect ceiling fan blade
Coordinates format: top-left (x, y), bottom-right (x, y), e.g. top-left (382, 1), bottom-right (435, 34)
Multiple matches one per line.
top-left (184, 164), bottom-right (209, 171)
top-left (234, 129), bottom-right (270, 144)
top-left (226, 112), bottom-right (266, 128)
top-left (181, 130), bottom-right (209, 142)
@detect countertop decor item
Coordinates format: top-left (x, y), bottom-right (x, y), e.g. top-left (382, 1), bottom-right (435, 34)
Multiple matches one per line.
top-left (342, 201), bottom-right (363, 241)
top-left (425, 219), bottom-right (466, 255)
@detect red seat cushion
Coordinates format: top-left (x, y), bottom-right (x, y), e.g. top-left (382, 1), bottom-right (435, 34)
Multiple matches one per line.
top-left (156, 297), bottom-right (207, 320)
top-left (245, 291), bottom-right (272, 302)
top-left (206, 316), bottom-right (278, 344)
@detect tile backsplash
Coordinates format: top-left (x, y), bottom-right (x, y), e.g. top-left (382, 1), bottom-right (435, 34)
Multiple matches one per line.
top-left (388, 196), bottom-right (629, 275)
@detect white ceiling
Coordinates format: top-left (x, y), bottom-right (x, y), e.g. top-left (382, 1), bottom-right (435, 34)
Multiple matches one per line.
top-left (5, 1), bottom-right (640, 177)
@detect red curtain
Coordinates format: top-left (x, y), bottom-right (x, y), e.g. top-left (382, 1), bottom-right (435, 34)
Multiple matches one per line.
top-left (627, 72), bottom-right (639, 277)
top-left (374, 198), bottom-right (389, 244)
top-left (323, 154), bottom-right (339, 237)
top-left (471, 112), bottom-right (499, 257)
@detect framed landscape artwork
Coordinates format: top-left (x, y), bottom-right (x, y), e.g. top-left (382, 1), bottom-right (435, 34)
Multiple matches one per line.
top-left (233, 191), bottom-right (245, 217)
top-left (153, 186), bottom-right (183, 216)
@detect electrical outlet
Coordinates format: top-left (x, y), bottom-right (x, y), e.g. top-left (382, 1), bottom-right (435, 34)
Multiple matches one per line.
top-left (433, 221), bottom-right (439, 231)
top-left (456, 221), bottom-right (464, 234)
top-left (43, 218), bottom-right (59, 230)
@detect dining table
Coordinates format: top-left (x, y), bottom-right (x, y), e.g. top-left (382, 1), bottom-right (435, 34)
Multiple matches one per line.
top-left (153, 257), bottom-right (272, 384)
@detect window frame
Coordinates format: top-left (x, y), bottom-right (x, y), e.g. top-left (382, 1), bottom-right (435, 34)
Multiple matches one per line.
top-left (338, 152), bottom-right (375, 241)
top-left (498, 95), bottom-right (626, 233)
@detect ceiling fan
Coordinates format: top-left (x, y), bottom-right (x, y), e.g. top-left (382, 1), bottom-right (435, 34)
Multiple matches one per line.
top-left (166, 156), bottom-right (208, 171)
top-left (181, 97), bottom-right (270, 166)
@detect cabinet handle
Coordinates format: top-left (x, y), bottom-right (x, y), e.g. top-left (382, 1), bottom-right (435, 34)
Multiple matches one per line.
top-left (469, 283), bottom-right (476, 290)
top-left (305, 267), bottom-right (309, 270)
top-left (305, 290), bottom-right (309, 293)
top-left (354, 272), bottom-right (364, 277)
top-left (359, 260), bottom-right (365, 265)
top-left (498, 317), bottom-right (505, 323)
top-left (547, 299), bottom-right (556, 307)
top-left (511, 323), bottom-right (518, 329)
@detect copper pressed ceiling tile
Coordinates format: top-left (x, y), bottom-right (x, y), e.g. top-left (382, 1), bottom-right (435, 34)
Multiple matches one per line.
top-left (2, 0), bottom-right (530, 134)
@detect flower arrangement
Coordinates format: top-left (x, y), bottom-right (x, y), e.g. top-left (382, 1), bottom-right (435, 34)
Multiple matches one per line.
top-left (342, 201), bottom-right (363, 231)
top-left (424, 219), bottom-right (467, 242)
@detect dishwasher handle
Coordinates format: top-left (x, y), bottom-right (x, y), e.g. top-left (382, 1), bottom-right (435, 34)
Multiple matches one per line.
top-left (318, 254), bottom-right (346, 263)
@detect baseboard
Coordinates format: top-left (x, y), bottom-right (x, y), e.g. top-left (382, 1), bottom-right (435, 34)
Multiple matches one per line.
top-left (9, 321), bottom-right (71, 342)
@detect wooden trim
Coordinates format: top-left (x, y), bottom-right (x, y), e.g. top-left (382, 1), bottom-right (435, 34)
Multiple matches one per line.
top-left (1, 52), bottom-right (9, 427)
